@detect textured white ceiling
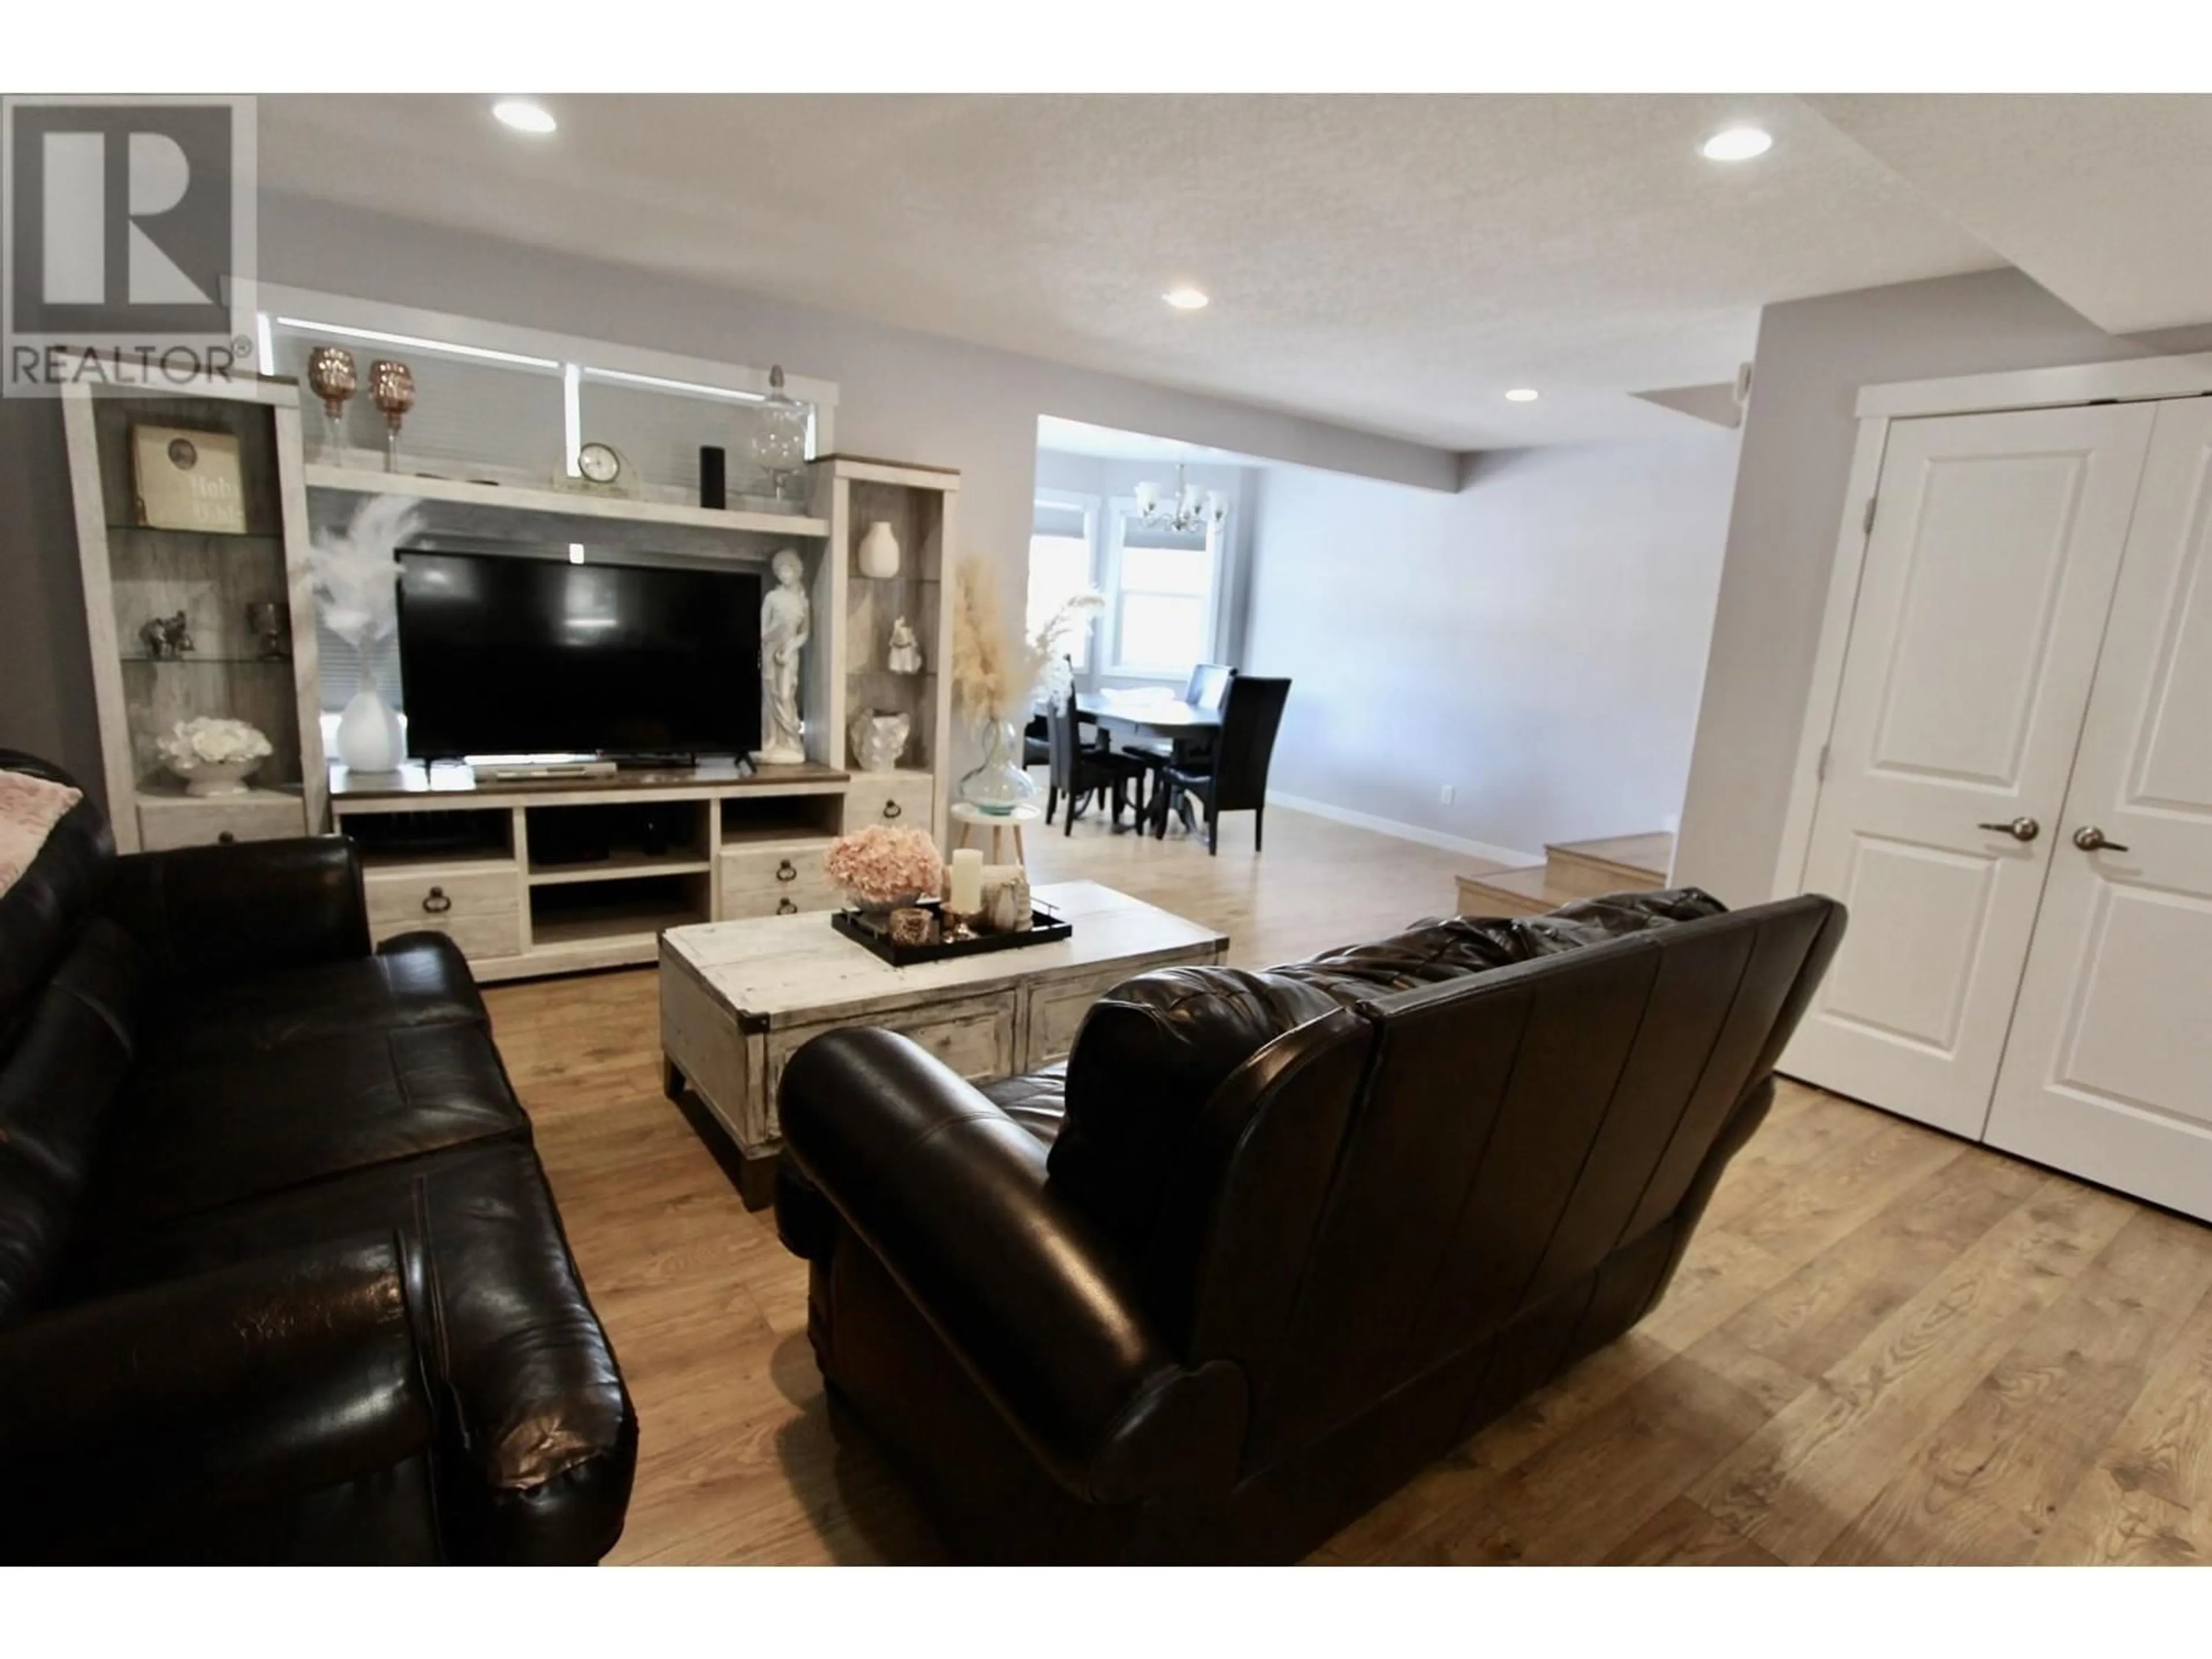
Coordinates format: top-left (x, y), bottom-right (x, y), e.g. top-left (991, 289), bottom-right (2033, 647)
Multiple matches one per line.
top-left (259, 94), bottom-right (2006, 450)
top-left (1809, 95), bottom-right (2212, 336)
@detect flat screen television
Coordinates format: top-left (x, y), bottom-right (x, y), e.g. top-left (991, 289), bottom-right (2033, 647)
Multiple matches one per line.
top-left (396, 548), bottom-right (762, 761)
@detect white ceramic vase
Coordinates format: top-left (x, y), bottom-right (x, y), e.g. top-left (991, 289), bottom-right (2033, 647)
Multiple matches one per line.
top-left (857, 520), bottom-right (901, 579)
top-left (335, 687), bottom-right (405, 772)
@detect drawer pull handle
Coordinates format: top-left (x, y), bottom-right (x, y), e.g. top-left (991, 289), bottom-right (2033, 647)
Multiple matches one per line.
top-left (776, 897), bottom-right (798, 915)
top-left (422, 886), bottom-right (452, 915)
top-left (776, 858), bottom-right (797, 882)
top-left (882, 800), bottom-right (903, 820)
top-left (217, 831), bottom-right (237, 845)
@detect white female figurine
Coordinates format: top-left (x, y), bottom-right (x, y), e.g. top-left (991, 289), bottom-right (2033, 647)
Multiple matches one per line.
top-left (755, 548), bottom-right (810, 764)
top-left (887, 615), bottom-right (923, 675)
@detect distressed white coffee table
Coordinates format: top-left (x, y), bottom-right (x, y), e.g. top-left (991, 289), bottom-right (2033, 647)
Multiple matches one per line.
top-left (660, 879), bottom-right (1228, 1206)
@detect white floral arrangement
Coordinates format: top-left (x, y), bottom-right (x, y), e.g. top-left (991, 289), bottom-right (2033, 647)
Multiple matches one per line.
top-left (310, 494), bottom-right (423, 650)
top-left (157, 716), bottom-right (274, 775)
top-left (950, 557), bottom-right (1104, 723)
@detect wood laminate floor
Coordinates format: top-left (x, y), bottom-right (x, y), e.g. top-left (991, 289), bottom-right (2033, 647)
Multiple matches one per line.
top-left (484, 803), bottom-right (2212, 1565)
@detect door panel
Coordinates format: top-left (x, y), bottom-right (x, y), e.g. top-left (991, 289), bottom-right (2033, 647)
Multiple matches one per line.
top-left (1987, 399), bottom-right (2212, 1219)
top-left (1867, 448), bottom-right (2084, 786)
top-left (1783, 403), bottom-right (2156, 1137)
top-left (1818, 835), bottom-right (1995, 1054)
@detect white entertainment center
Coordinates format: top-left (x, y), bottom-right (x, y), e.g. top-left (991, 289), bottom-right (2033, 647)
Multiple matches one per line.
top-left (66, 300), bottom-right (960, 983)
top-left (323, 450), bottom-right (956, 982)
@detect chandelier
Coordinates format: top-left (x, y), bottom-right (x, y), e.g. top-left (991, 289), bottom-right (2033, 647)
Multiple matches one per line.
top-left (1134, 464), bottom-right (1228, 533)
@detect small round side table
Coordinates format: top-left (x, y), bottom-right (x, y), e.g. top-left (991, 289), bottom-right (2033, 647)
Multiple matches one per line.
top-left (950, 801), bottom-right (1043, 866)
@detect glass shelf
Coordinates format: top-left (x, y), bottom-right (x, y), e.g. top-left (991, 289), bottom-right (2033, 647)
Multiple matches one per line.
top-left (105, 521), bottom-right (280, 538)
top-left (121, 654), bottom-right (293, 666)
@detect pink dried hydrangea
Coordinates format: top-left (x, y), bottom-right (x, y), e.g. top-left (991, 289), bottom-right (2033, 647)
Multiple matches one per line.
top-left (823, 824), bottom-right (944, 906)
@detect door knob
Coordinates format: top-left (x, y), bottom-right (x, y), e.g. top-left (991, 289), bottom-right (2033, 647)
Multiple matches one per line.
top-left (1977, 816), bottom-right (2041, 843)
top-left (2073, 825), bottom-right (2131, 853)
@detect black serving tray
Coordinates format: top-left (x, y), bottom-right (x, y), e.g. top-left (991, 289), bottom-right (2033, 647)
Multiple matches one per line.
top-left (830, 897), bottom-right (1071, 967)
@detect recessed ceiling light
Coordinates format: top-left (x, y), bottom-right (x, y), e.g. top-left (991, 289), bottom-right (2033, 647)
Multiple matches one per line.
top-left (1504, 388), bottom-right (1540, 403)
top-left (1162, 287), bottom-right (1210, 311)
top-left (493, 100), bottom-right (557, 135)
top-left (1700, 126), bottom-right (1772, 162)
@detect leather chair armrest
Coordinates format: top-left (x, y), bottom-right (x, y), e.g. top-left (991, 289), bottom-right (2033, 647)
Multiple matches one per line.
top-left (107, 836), bottom-right (372, 980)
top-left (0, 1234), bottom-right (435, 1560)
top-left (779, 1028), bottom-right (1247, 1505)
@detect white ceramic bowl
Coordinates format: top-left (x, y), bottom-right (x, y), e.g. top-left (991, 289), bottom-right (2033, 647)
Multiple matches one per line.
top-left (171, 757), bottom-right (262, 798)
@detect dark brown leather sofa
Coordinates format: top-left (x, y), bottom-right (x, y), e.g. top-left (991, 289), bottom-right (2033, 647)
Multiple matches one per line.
top-left (775, 887), bottom-right (1843, 1563)
top-left (0, 752), bottom-right (634, 1563)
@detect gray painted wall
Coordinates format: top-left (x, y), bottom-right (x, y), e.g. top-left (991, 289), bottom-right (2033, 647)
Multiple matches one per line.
top-left (1, 192), bottom-right (1452, 806)
top-left (1673, 267), bottom-right (2212, 904)
top-left (0, 396), bottom-right (99, 785)
top-left (1244, 433), bottom-right (1742, 860)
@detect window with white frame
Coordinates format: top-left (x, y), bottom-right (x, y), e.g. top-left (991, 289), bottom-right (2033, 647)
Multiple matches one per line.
top-left (1106, 502), bottom-right (1221, 677)
top-left (1028, 494), bottom-right (1100, 671)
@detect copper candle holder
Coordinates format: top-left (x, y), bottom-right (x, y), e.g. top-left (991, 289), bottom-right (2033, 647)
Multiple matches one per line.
top-left (368, 358), bottom-right (416, 474)
top-left (306, 346), bottom-right (357, 460)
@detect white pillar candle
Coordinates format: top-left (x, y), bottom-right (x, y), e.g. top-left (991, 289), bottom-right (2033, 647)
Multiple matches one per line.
top-left (948, 847), bottom-right (984, 914)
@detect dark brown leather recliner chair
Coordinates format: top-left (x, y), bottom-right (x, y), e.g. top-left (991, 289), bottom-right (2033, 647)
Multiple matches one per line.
top-left (775, 888), bottom-right (1844, 1563)
top-left (0, 751), bottom-right (634, 1563)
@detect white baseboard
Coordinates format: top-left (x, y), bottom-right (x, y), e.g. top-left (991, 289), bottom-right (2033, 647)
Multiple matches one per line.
top-left (1266, 792), bottom-right (1540, 867)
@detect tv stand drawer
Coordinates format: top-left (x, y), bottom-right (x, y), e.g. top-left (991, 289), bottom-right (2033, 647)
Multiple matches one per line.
top-left (721, 839), bottom-right (839, 919)
top-left (843, 772), bottom-right (935, 831)
top-left (365, 866), bottom-right (523, 959)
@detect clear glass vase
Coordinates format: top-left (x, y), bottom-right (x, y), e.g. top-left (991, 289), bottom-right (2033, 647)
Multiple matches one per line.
top-left (959, 716), bottom-right (1038, 816)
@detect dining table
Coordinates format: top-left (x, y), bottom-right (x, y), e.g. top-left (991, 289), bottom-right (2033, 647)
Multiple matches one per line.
top-left (1082, 686), bottom-right (1222, 739)
top-left (1079, 687), bottom-right (1222, 834)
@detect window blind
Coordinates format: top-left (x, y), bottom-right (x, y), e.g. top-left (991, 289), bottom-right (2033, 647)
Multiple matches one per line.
top-left (1033, 498), bottom-right (1088, 539)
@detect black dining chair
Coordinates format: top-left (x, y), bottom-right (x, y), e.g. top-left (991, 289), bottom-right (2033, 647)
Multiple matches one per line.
top-left (1156, 675), bottom-right (1290, 855)
top-left (1123, 662), bottom-right (1232, 830)
top-left (1047, 694), bottom-right (1149, 833)
top-left (1187, 662), bottom-right (1232, 712)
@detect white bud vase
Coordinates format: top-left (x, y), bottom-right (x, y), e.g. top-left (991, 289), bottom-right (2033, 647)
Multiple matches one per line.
top-left (857, 520), bottom-right (901, 579)
top-left (335, 687), bottom-right (404, 772)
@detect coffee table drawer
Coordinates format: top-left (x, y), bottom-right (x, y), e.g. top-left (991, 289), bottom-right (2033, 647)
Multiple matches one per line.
top-left (722, 840), bottom-right (839, 919)
top-left (764, 991), bottom-right (1017, 1137)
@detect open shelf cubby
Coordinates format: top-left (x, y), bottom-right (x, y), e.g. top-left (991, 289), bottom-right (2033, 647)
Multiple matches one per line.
top-left (843, 477), bottom-right (946, 778)
top-left (524, 799), bottom-right (710, 880)
top-left (528, 873), bottom-right (711, 949)
top-left (65, 377), bottom-right (327, 853)
top-left (719, 792), bottom-right (844, 844)
top-left (349, 808), bottom-right (518, 870)
top-left (805, 456), bottom-right (957, 850)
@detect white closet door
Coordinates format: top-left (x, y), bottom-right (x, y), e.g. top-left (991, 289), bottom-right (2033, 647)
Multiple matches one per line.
top-left (1782, 403), bottom-right (2156, 1137)
top-left (1985, 399), bottom-right (2212, 1220)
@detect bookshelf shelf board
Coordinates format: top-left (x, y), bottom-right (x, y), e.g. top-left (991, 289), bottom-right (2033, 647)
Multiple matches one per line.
top-left (527, 853), bottom-right (714, 887)
top-left (304, 463), bottom-right (829, 539)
